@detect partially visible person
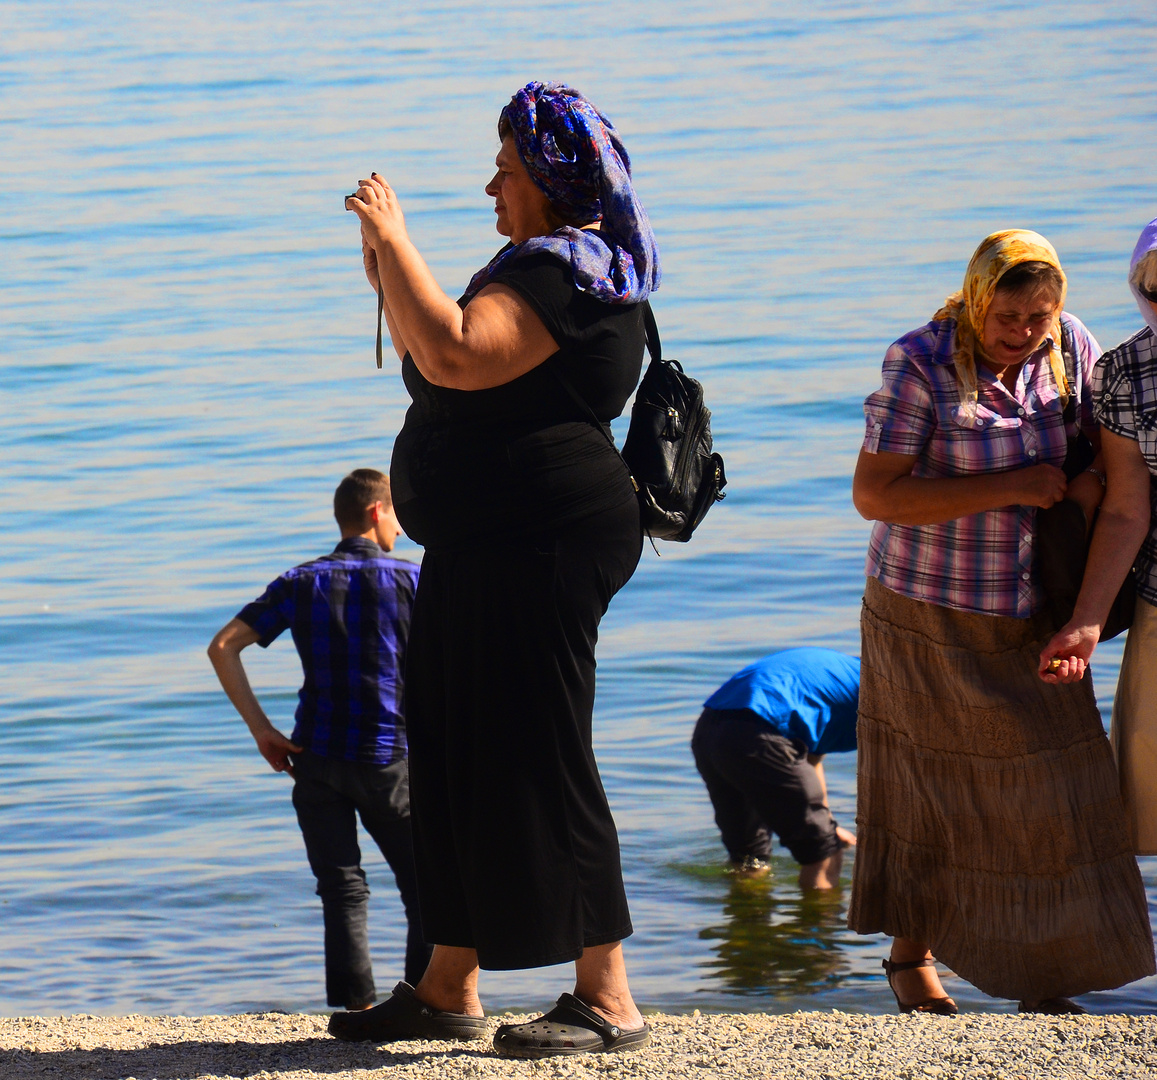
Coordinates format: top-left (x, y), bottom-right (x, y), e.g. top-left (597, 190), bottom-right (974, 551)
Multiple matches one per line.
top-left (1040, 216), bottom-right (1157, 854)
top-left (851, 230), bottom-right (1154, 1017)
top-left (692, 648), bottom-right (859, 891)
top-left (207, 469), bottom-right (430, 1010)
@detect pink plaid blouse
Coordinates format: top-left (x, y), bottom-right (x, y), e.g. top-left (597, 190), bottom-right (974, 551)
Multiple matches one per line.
top-left (862, 313), bottom-right (1101, 617)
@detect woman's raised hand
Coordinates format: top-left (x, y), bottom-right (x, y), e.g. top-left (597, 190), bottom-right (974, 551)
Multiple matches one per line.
top-left (1016, 463), bottom-right (1068, 509)
top-left (346, 172), bottom-right (407, 249)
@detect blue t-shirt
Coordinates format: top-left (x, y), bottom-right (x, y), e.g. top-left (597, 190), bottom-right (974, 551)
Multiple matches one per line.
top-left (703, 648), bottom-right (860, 756)
top-left (236, 536), bottom-right (419, 765)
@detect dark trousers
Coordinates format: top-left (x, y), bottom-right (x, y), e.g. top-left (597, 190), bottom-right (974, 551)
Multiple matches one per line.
top-left (691, 708), bottom-right (842, 866)
top-left (291, 751), bottom-right (431, 1008)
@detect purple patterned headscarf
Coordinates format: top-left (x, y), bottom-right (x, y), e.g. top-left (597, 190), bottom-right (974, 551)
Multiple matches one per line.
top-left (1130, 217), bottom-right (1157, 338)
top-left (463, 81), bottom-right (660, 305)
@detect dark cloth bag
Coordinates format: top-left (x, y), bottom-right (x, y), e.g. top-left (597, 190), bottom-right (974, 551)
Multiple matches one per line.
top-left (1036, 501), bottom-right (1135, 641)
top-left (1035, 327), bottom-right (1135, 639)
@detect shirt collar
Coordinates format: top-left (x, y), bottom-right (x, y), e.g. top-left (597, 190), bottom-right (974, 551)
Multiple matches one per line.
top-left (333, 536), bottom-right (385, 557)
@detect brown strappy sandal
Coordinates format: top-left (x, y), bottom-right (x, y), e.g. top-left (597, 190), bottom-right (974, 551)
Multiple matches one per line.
top-left (882, 957), bottom-right (958, 1016)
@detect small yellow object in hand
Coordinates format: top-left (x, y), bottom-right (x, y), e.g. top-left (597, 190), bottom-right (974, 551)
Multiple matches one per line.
top-left (1047, 657), bottom-right (1063, 673)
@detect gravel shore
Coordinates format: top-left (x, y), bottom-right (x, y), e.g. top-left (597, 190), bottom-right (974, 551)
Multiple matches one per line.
top-left (2, 1010), bottom-right (1155, 1080)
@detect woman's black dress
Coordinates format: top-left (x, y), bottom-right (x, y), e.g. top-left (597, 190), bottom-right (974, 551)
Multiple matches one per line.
top-left (390, 252), bottom-right (645, 970)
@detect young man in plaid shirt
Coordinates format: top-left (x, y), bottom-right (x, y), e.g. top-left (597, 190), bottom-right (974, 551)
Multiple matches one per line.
top-left (208, 469), bottom-right (429, 1010)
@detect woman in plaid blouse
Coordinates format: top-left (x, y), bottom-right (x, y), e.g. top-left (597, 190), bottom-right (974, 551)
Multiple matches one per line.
top-left (849, 230), bottom-right (1154, 1017)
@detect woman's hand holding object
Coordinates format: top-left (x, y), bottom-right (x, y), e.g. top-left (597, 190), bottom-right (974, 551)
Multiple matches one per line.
top-left (345, 173), bottom-right (407, 248)
top-left (1038, 623), bottom-right (1097, 684)
top-left (1017, 463), bottom-right (1067, 509)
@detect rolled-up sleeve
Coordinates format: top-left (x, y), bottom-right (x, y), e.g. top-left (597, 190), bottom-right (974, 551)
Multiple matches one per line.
top-left (863, 344), bottom-right (934, 456)
top-left (1094, 349), bottom-right (1138, 441)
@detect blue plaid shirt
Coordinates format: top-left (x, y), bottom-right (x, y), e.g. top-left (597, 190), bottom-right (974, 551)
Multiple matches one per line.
top-left (236, 537), bottom-right (419, 764)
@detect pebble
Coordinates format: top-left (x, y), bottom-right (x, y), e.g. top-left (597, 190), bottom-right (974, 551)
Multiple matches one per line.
top-left (0, 1011), bottom-right (1154, 1079)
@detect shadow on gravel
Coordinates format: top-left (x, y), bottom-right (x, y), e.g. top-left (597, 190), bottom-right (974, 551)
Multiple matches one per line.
top-left (0, 1036), bottom-right (493, 1079)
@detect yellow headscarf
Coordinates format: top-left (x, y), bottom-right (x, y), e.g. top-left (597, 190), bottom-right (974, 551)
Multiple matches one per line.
top-left (932, 229), bottom-right (1069, 425)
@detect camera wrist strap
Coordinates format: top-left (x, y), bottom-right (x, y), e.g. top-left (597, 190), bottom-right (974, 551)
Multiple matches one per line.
top-left (376, 284), bottom-right (384, 368)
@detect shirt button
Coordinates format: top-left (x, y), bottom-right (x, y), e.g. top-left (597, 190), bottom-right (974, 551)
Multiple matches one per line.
top-left (1018, 408), bottom-right (1026, 417)
top-left (1028, 448), bottom-right (1037, 457)
top-left (1022, 572), bottom-right (1030, 580)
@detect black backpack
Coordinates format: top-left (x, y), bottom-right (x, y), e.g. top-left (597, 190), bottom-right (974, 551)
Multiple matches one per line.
top-left (554, 303), bottom-right (727, 543)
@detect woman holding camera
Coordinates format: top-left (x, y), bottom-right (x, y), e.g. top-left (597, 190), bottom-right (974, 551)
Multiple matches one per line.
top-left (851, 230), bottom-right (1154, 1015)
top-left (335, 82), bottom-right (657, 1058)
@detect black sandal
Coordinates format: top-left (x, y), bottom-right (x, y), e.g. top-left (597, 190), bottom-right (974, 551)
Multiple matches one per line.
top-left (883, 958), bottom-right (958, 1016)
top-left (492, 993), bottom-right (651, 1058)
top-left (327, 981), bottom-right (488, 1043)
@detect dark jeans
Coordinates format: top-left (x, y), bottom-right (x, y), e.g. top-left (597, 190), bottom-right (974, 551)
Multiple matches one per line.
top-left (291, 751), bottom-right (431, 1008)
top-left (691, 707), bottom-right (842, 866)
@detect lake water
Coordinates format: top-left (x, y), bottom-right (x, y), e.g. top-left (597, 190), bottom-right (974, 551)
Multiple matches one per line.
top-left (3, 0), bottom-right (1157, 1018)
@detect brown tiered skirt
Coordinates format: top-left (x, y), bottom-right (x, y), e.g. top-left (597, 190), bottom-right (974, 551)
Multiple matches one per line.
top-left (848, 577), bottom-right (1155, 1001)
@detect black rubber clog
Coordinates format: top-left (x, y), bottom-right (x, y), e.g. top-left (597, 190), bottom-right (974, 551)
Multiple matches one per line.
top-left (492, 993), bottom-right (651, 1058)
top-left (327, 981), bottom-right (488, 1043)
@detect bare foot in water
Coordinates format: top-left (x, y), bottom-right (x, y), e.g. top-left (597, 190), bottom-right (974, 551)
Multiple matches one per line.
top-left (799, 848), bottom-right (843, 891)
top-left (728, 856), bottom-right (771, 878)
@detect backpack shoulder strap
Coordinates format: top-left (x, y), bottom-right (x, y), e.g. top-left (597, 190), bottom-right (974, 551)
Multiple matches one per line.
top-left (643, 301), bottom-right (661, 363)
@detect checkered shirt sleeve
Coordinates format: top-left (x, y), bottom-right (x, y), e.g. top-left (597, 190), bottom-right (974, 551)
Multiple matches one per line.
top-left (1094, 327), bottom-right (1157, 606)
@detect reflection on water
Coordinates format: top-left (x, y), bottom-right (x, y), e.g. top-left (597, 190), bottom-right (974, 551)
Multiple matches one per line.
top-left (4, 0), bottom-right (1157, 1017)
top-left (697, 863), bottom-right (851, 998)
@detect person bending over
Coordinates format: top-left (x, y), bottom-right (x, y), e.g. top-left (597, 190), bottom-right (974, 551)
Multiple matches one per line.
top-left (207, 469), bottom-right (430, 1009)
top-left (692, 648), bottom-right (859, 891)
